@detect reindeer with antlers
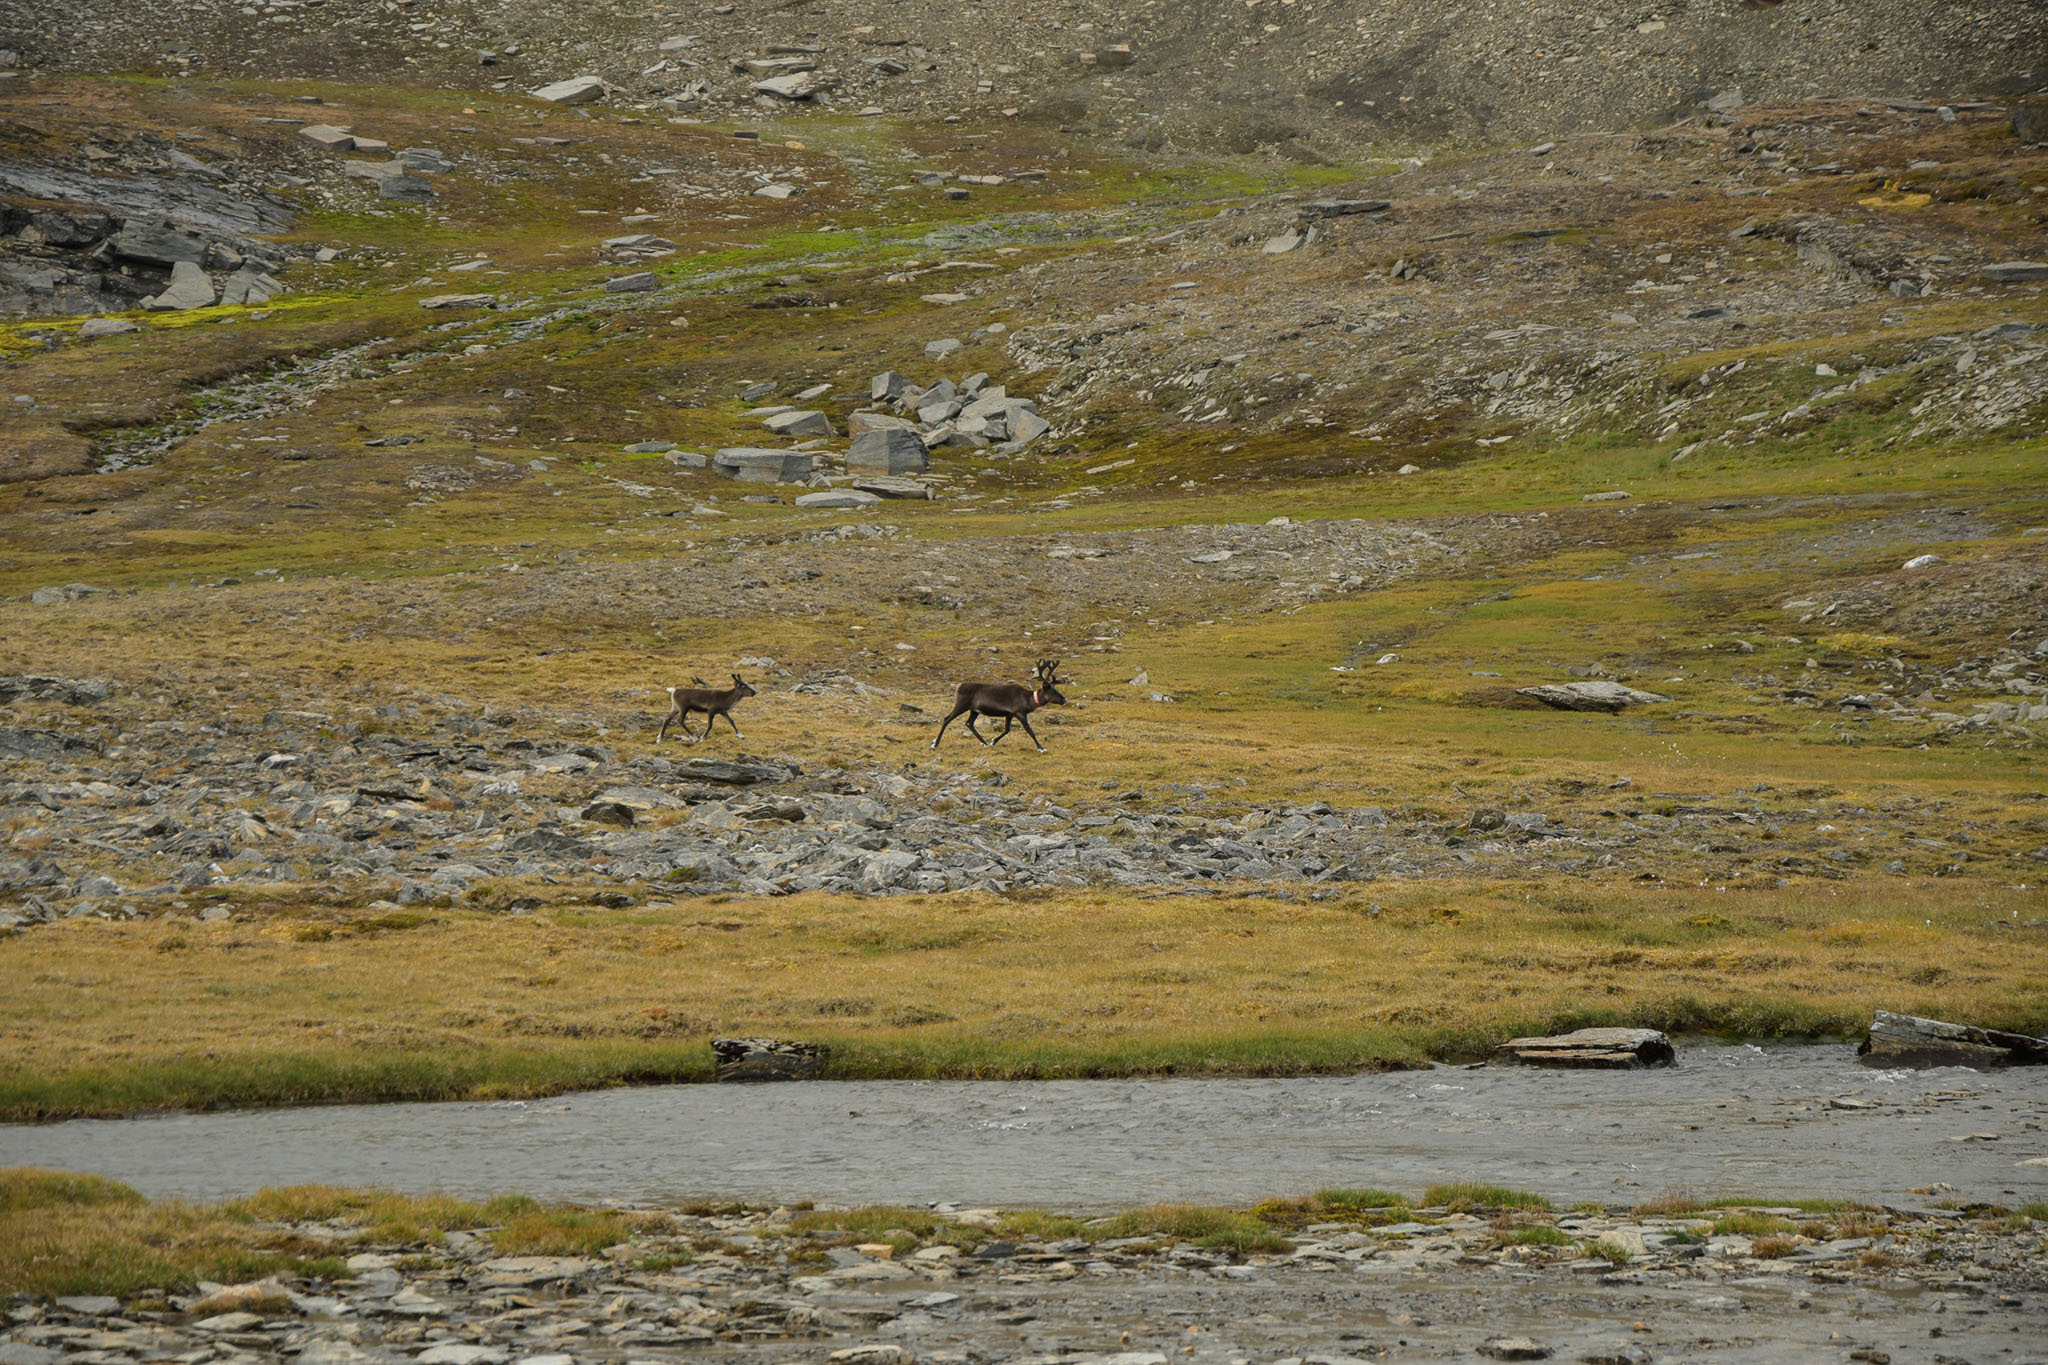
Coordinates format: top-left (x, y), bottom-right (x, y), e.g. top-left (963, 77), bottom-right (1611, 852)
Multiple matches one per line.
top-left (657, 673), bottom-right (758, 744)
top-left (931, 659), bottom-right (1067, 753)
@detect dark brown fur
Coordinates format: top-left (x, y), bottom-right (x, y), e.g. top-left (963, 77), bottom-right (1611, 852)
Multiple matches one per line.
top-left (932, 659), bottom-right (1067, 753)
top-left (658, 673), bottom-right (758, 744)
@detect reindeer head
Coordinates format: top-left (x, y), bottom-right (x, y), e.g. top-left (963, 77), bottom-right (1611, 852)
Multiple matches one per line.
top-left (731, 673), bottom-right (758, 699)
top-left (1033, 659), bottom-right (1068, 706)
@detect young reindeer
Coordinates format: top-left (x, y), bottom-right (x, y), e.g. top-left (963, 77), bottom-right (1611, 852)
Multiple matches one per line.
top-left (657, 673), bottom-right (758, 744)
top-left (932, 659), bottom-right (1067, 753)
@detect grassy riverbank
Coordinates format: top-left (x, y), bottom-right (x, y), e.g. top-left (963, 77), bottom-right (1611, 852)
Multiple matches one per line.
top-left (4, 878), bottom-right (2042, 1120)
top-left (9, 1166), bottom-right (2047, 1300)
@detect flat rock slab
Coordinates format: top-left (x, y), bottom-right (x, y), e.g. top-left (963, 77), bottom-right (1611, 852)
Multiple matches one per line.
top-left (532, 76), bottom-right (605, 104)
top-left (419, 293), bottom-right (496, 309)
top-left (297, 124), bottom-right (355, 149)
top-left (1517, 680), bottom-right (1672, 712)
top-left (676, 758), bottom-right (791, 785)
top-left (0, 675), bottom-right (112, 705)
top-left (1302, 198), bottom-right (1391, 217)
top-left (1859, 1010), bottom-right (2048, 1069)
top-left (714, 1036), bottom-right (828, 1081)
top-left (1495, 1027), bottom-right (1676, 1069)
top-left (478, 1256), bottom-right (600, 1286)
top-left (605, 272), bottom-right (659, 292)
top-left (712, 447), bottom-right (813, 483)
top-left (851, 476), bottom-right (932, 499)
top-left (1980, 261), bottom-right (2048, 283)
top-left (796, 489), bottom-right (882, 509)
top-left (765, 409), bottom-right (834, 437)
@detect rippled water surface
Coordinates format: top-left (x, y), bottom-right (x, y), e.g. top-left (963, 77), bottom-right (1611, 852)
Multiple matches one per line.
top-left (5, 1045), bottom-right (2045, 1207)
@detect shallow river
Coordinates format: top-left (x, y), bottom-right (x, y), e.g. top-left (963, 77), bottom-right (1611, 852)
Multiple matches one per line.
top-left (5, 1045), bottom-right (2045, 1208)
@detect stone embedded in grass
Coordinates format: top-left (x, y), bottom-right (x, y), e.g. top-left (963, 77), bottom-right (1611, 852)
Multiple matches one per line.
top-left (1479, 1339), bottom-right (1552, 1361)
top-left (851, 475), bottom-right (932, 500)
top-left (604, 271), bottom-right (659, 293)
top-left (1980, 261), bottom-right (2048, 283)
top-left (78, 317), bottom-right (139, 338)
top-left (924, 337), bottom-right (963, 361)
top-left (764, 409), bottom-right (834, 438)
top-left (379, 175), bottom-right (436, 203)
top-left (1515, 680), bottom-right (1671, 712)
top-left (419, 293), bottom-right (496, 309)
top-left (714, 447), bottom-right (814, 483)
top-left (756, 71), bottom-right (839, 100)
top-left (532, 75), bottom-right (606, 104)
top-left (795, 489), bottom-right (882, 510)
top-left (713, 1036), bottom-right (827, 1081)
top-left (297, 124), bottom-right (355, 150)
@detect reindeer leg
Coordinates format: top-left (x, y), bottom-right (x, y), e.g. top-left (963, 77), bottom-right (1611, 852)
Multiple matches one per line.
top-left (658, 706), bottom-right (679, 744)
top-left (723, 709), bottom-right (745, 739)
top-left (1018, 713), bottom-right (1047, 753)
top-left (965, 714), bottom-right (993, 746)
top-left (932, 705), bottom-right (967, 749)
top-left (989, 715), bottom-right (1016, 746)
top-left (682, 709), bottom-right (706, 744)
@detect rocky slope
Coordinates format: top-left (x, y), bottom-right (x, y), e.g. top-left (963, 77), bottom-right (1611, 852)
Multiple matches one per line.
top-left (5, 1198), bottom-right (2046, 1365)
top-left (4, 0), bottom-right (2044, 154)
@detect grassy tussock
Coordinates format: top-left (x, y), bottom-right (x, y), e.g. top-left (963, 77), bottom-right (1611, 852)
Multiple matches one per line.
top-left (0, 1170), bottom-right (337, 1298)
top-left (227, 1186), bottom-right (536, 1244)
top-left (1422, 1183), bottom-right (1550, 1212)
top-left (493, 1208), bottom-right (665, 1257)
top-left (1096, 1203), bottom-right (1293, 1254)
top-left (2, 1172), bottom-right (680, 1295)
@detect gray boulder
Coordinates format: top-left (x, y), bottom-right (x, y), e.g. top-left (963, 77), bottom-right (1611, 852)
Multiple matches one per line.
top-left (795, 489), bottom-right (882, 510)
top-left (396, 147), bottom-right (451, 172)
top-left (851, 476), bottom-right (931, 499)
top-left (533, 76), bottom-right (606, 104)
top-left (112, 221), bottom-right (207, 266)
top-left (847, 410), bottom-right (915, 436)
top-left (755, 71), bottom-right (839, 101)
top-left (1859, 1010), bottom-right (2048, 1069)
top-left (1981, 261), bottom-right (2048, 283)
top-left (1009, 408), bottom-right (1051, 445)
top-left (219, 266), bottom-right (284, 305)
top-left (1494, 1027), bottom-right (1675, 1069)
top-left (604, 271), bottom-right (660, 293)
top-left (763, 409), bottom-right (834, 438)
top-left (143, 260), bottom-right (215, 310)
top-left (712, 1036), bottom-right (826, 1081)
top-left (712, 448), bottom-right (813, 483)
top-left (379, 175), bottom-right (436, 203)
top-left (78, 317), bottom-right (140, 338)
top-left (297, 124), bottom-right (356, 149)
top-left (871, 370), bottom-right (910, 401)
top-left (847, 426), bottom-right (930, 476)
top-left (1516, 680), bottom-right (1671, 712)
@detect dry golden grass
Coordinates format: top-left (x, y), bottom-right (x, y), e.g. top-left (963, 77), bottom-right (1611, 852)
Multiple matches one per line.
top-left (3, 878), bottom-right (2041, 1117)
top-left (0, 1169), bottom-right (343, 1298)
